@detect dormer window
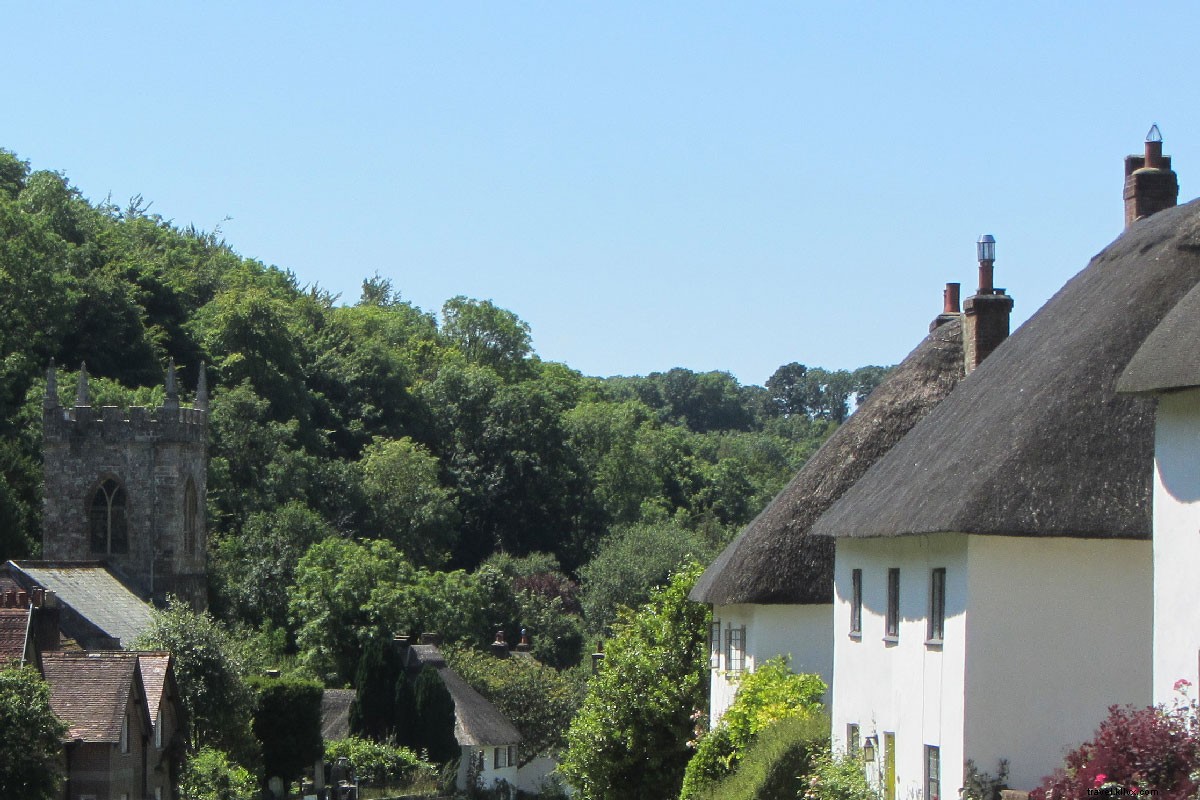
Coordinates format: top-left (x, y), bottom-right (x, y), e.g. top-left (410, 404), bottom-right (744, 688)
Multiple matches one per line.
top-left (90, 479), bottom-right (128, 555)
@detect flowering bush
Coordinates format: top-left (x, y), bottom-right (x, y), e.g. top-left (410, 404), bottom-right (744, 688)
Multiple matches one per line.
top-left (1032, 682), bottom-right (1200, 800)
top-left (802, 749), bottom-right (880, 800)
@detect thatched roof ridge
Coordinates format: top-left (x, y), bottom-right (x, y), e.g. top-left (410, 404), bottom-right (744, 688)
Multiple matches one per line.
top-left (690, 317), bottom-right (964, 605)
top-left (811, 199), bottom-right (1200, 541)
top-left (1118, 278), bottom-right (1200, 394)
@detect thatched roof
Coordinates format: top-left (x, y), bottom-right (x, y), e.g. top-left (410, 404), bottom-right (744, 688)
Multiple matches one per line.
top-left (1118, 278), bottom-right (1200, 394)
top-left (321, 689), bottom-right (355, 741)
top-left (811, 199), bottom-right (1200, 541)
top-left (690, 317), bottom-right (964, 605)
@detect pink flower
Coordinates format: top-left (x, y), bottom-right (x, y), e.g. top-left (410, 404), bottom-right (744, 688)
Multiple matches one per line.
top-left (1093, 774), bottom-right (1107, 788)
top-left (1174, 678), bottom-right (1192, 692)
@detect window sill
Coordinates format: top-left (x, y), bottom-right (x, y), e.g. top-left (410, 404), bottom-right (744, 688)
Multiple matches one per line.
top-left (925, 638), bottom-right (944, 649)
top-left (882, 635), bottom-right (899, 646)
top-left (848, 631), bottom-right (862, 641)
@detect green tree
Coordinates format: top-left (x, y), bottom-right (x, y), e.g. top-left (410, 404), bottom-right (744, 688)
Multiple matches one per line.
top-left (133, 598), bottom-right (254, 758)
top-left (0, 666), bottom-right (67, 799)
top-left (680, 657), bottom-right (826, 798)
top-left (411, 666), bottom-right (459, 764)
top-left (579, 522), bottom-right (723, 635)
top-left (359, 437), bottom-right (459, 567)
top-left (247, 675), bottom-right (324, 797)
top-left (350, 638), bottom-right (403, 740)
top-left (181, 747), bottom-right (258, 800)
top-left (560, 564), bottom-right (709, 800)
top-left (447, 647), bottom-right (584, 765)
top-left (440, 296), bottom-right (532, 381)
top-left (288, 537), bottom-right (415, 684)
top-left (210, 501), bottom-right (333, 628)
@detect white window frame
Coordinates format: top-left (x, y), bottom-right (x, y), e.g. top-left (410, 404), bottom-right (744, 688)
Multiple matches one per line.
top-left (725, 625), bottom-right (746, 673)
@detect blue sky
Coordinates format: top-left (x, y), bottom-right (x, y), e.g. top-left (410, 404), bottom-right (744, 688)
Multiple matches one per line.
top-left (5, 3), bottom-right (1198, 386)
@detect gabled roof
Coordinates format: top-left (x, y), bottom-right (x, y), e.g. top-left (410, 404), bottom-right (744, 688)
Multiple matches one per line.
top-left (42, 651), bottom-right (149, 743)
top-left (321, 689), bottom-right (355, 741)
top-left (136, 652), bottom-right (172, 723)
top-left (6, 561), bottom-right (154, 647)
top-left (1118, 278), bottom-right (1200, 394)
top-left (811, 199), bottom-right (1200, 541)
top-left (690, 318), bottom-right (964, 605)
top-left (404, 643), bottom-right (521, 746)
top-left (0, 608), bottom-right (30, 664)
top-left (440, 667), bottom-right (521, 747)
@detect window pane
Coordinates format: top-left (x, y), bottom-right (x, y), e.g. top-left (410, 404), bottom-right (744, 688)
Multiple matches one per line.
top-left (851, 569), bottom-right (863, 634)
top-left (887, 568), bottom-right (900, 639)
top-left (929, 569), bottom-right (946, 641)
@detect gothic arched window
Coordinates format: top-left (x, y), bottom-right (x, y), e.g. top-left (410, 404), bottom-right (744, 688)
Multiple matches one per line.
top-left (184, 478), bottom-right (198, 555)
top-left (89, 479), bottom-right (128, 555)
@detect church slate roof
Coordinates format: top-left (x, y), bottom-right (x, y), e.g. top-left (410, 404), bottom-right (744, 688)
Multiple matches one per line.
top-left (690, 317), bottom-right (964, 605)
top-left (811, 199), bottom-right (1200, 541)
top-left (6, 561), bottom-right (154, 648)
top-left (1118, 277), bottom-right (1200, 394)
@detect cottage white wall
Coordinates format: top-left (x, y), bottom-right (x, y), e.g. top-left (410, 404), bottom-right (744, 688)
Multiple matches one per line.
top-left (832, 534), bottom-right (968, 800)
top-left (1151, 389), bottom-right (1200, 704)
top-left (709, 602), bottom-right (833, 724)
top-left (456, 745), bottom-right (520, 795)
top-left (963, 535), bottom-right (1152, 791)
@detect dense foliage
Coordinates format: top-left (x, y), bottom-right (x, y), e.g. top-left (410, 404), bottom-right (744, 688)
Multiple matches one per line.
top-left (323, 737), bottom-right (436, 789)
top-left (691, 715), bottom-right (830, 800)
top-left (180, 747), bottom-right (258, 800)
top-left (246, 675), bottom-right (324, 794)
top-left (1033, 688), bottom-right (1200, 800)
top-left (681, 657), bottom-right (826, 798)
top-left (560, 564), bottom-right (710, 800)
top-left (0, 666), bottom-right (67, 800)
top-left (447, 646), bottom-right (585, 764)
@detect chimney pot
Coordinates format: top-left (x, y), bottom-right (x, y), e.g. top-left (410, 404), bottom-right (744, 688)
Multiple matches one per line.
top-left (16, 591), bottom-right (28, 608)
top-left (1125, 127), bottom-right (1178, 228)
top-left (944, 283), bottom-right (961, 314)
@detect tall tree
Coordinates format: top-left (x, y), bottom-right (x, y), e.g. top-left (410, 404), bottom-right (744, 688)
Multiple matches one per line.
top-left (560, 564), bottom-right (709, 800)
top-left (0, 666), bottom-right (67, 800)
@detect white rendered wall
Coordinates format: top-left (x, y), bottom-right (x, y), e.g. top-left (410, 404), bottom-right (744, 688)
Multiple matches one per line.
top-left (709, 603), bottom-right (833, 724)
top-left (963, 536), bottom-right (1151, 791)
top-left (832, 534), bottom-right (968, 800)
top-left (1151, 388), bottom-right (1200, 704)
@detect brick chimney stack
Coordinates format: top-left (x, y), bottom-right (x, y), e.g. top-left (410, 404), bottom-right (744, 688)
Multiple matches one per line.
top-left (1124, 125), bottom-right (1178, 228)
top-left (963, 235), bottom-right (1014, 375)
top-left (930, 282), bottom-right (962, 332)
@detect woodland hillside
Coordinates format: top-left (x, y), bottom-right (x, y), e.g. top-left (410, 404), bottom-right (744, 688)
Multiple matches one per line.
top-left (0, 147), bottom-right (887, 672)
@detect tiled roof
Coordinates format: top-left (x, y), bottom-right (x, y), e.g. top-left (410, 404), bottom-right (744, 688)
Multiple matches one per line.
top-left (137, 652), bottom-right (171, 722)
top-left (42, 651), bottom-right (142, 742)
top-left (8, 562), bottom-right (154, 646)
top-left (0, 608), bottom-right (29, 664)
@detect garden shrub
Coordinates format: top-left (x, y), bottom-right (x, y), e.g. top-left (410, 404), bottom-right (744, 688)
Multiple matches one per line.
top-left (323, 736), bottom-right (435, 788)
top-left (1033, 684), bottom-right (1200, 800)
top-left (692, 714), bottom-right (829, 800)
top-left (801, 749), bottom-right (880, 800)
top-left (681, 657), bottom-right (826, 798)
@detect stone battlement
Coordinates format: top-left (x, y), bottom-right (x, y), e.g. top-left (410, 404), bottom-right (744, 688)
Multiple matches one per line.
top-left (43, 404), bottom-right (207, 444)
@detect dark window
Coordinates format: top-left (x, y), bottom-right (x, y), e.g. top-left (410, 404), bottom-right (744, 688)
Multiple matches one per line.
top-left (710, 620), bottom-right (722, 666)
top-left (184, 478), bottom-right (198, 555)
top-left (847, 723), bottom-right (860, 757)
top-left (726, 625), bottom-right (746, 673)
top-left (886, 568), bottom-right (900, 639)
top-left (928, 568), bottom-right (946, 642)
top-left (89, 479), bottom-right (128, 555)
top-left (925, 745), bottom-right (940, 800)
top-left (850, 569), bottom-right (863, 635)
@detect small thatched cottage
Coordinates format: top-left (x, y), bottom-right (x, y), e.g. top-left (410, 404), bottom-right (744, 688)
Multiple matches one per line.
top-left (1118, 275), bottom-right (1200, 706)
top-left (690, 307), bottom-right (967, 720)
top-left (809, 133), bottom-right (1192, 798)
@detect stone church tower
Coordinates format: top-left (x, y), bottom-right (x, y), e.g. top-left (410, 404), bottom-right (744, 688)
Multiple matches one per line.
top-left (41, 360), bottom-right (209, 608)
